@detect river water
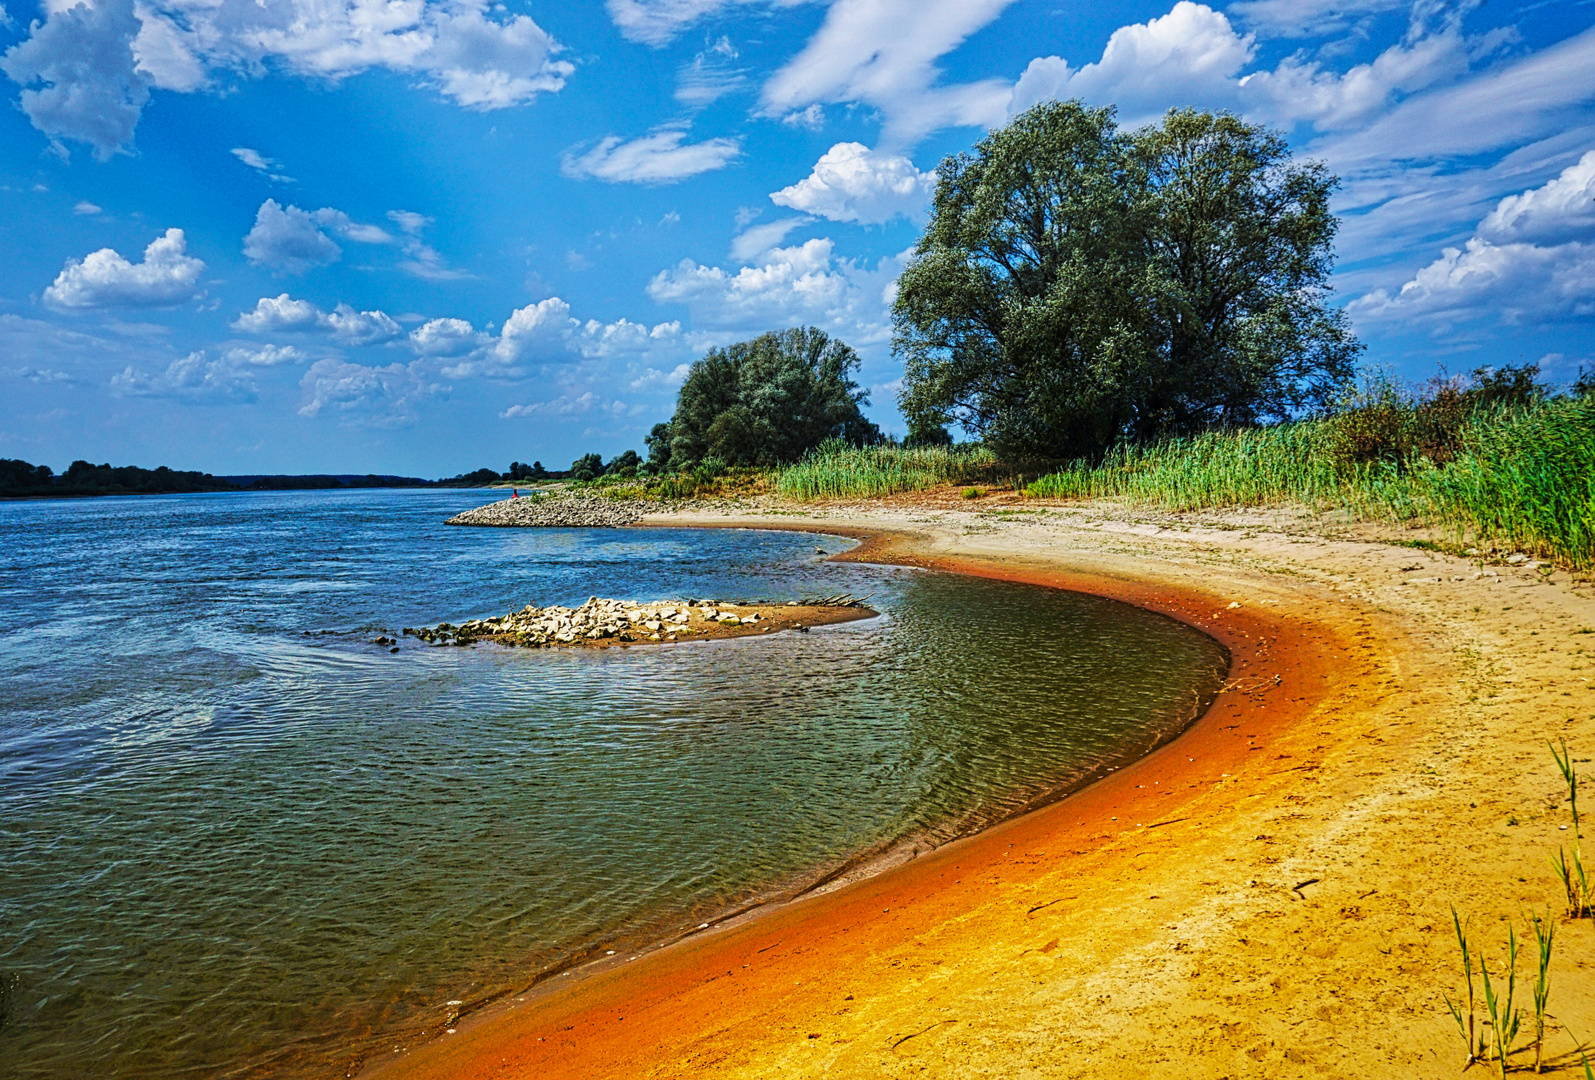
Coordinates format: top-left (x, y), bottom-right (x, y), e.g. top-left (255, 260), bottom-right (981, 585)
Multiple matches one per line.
top-left (0, 490), bottom-right (1227, 1078)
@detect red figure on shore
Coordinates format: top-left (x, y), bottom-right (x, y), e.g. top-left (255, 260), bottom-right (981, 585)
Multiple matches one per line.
top-left (511, 488), bottom-right (518, 498)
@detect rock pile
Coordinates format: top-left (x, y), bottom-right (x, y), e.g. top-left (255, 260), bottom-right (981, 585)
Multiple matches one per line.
top-left (445, 494), bottom-right (652, 528)
top-left (406, 597), bottom-right (763, 647)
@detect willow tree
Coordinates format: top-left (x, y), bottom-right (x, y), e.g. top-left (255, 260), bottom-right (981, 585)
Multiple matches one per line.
top-left (664, 326), bottom-right (880, 467)
top-left (894, 101), bottom-right (1360, 460)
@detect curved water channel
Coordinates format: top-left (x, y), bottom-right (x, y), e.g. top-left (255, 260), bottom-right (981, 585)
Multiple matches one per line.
top-left (0, 490), bottom-right (1228, 1078)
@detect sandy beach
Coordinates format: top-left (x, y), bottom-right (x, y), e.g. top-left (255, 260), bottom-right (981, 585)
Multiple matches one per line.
top-left (372, 498), bottom-right (1595, 1079)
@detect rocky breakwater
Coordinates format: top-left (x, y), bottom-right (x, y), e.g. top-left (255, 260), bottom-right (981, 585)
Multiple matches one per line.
top-left (445, 494), bottom-right (651, 528)
top-left (403, 594), bottom-right (874, 648)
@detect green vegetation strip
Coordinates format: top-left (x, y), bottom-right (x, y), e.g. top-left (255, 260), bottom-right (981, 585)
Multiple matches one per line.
top-left (1024, 396), bottom-right (1595, 571)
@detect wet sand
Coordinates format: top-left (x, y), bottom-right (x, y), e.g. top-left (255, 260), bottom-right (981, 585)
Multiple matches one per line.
top-left (371, 501), bottom-right (1595, 1079)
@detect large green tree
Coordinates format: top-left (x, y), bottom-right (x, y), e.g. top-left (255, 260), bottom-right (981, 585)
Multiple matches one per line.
top-left (665, 326), bottom-right (880, 467)
top-left (894, 101), bottom-right (1361, 460)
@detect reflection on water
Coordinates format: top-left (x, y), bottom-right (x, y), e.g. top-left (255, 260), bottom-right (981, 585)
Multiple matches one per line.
top-left (0, 490), bottom-right (1227, 1078)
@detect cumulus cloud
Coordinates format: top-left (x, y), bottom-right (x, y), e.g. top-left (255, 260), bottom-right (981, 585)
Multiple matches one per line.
top-left (112, 350), bottom-right (248, 399)
top-left (647, 237), bottom-right (905, 342)
top-left (1349, 154), bottom-right (1595, 328)
top-left (221, 343), bottom-right (308, 366)
top-left (770, 142), bottom-right (936, 224)
top-left (297, 357), bottom-right (438, 423)
top-left (74, 201), bottom-right (101, 214)
top-left (1007, 2), bottom-right (1510, 135)
top-left (44, 227), bottom-right (205, 309)
top-left (760, 0), bottom-right (1017, 145)
top-left (0, 0), bottom-right (149, 160)
top-left (232, 289), bottom-right (682, 373)
top-left (628, 361), bottom-right (691, 390)
top-left (1477, 150), bottom-right (1595, 246)
top-left (572, 316), bottom-right (681, 358)
top-left (561, 127), bottom-right (741, 184)
top-left (409, 316), bottom-right (488, 358)
top-left (244, 200), bottom-right (342, 272)
top-left (132, 2), bottom-right (207, 91)
top-left (1350, 238), bottom-right (1595, 326)
top-left (1009, 3), bottom-right (1254, 126)
top-left (1, 0), bottom-right (573, 157)
top-left (242, 199), bottom-right (397, 273)
top-left (232, 293), bottom-right (404, 344)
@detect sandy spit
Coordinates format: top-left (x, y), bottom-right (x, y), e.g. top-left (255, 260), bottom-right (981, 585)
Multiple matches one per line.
top-left (370, 501), bottom-right (1595, 1079)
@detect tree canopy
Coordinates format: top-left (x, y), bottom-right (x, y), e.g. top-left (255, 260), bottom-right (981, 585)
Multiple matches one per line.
top-left (894, 101), bottom-right (1362, 460)
top-left (662, 326), bottom-right (880, 467)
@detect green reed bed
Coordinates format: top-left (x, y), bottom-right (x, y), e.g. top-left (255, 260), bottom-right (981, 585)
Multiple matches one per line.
top-left (777, 444), bottom-right (998, 501)
top-left (1025, 423), bottom-right (1344, 509)
top-left (1025, 396), bottom-right (1595, 571)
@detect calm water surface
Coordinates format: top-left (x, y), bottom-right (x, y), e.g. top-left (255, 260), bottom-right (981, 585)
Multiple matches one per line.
top-left (0, 490), bottom-right (1227, 1078)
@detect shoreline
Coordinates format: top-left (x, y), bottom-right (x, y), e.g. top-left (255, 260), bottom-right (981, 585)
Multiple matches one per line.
top-left (349, 521), bottom-right (1231, 1075)
top-left (369, 504), bottom-right (1502, 1079)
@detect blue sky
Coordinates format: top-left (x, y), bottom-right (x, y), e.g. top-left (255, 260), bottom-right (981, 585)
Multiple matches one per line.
top-left (1, 0), bottom-right (1593, 475)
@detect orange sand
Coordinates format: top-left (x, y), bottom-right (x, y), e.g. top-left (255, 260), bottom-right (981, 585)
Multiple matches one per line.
top-left (370, 504), bottom-right (1595, 1078)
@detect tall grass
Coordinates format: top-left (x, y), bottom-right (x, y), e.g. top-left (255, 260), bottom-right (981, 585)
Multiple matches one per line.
top-left (1025, 396), bottom-right (1595, 570)
top-left (777, 444), bottom-right (998, 501)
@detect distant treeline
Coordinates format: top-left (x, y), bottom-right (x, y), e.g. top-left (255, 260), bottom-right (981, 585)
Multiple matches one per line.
top-left (0, 459), bottom-right (507, 499)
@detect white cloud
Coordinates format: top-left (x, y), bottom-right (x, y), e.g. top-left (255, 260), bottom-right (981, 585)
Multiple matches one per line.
top-left (1006, 3), bottom-right (1508, 135)
top-left (1, 0), bottom-right (573, 157)
top-left (73, 201), bottom-right (101, 214)
top-left (111, 340), bottom-right (309, 398)
top-left (243, 200), bottom-right (342, 272)
top-left (231, 146), bottom-right (294, 183)
top-left (572, 316), bottom-right (682, 358)
top-left (409, 316), bottom-right (488, 358)
top-left (647, 237), bottom-right (905, 342)
top-left (1349, 238), bottom-right (1595, 326)
top-left (297, 357), bottom-right (438, 423)
top-left (110, 342), bottom-right (312, 399)
top-left (1310, 21), bottom-right (1595, 170)
top-left (44, 227), bottom-right (205, 309)
top-left (221, 343), bottom-right (308, 366)
top-left (5, 365), bottom-right (78, 383)
top-left (378, 210), bottom-right (467, 280)
top-left (242, 199), bottom-right (397, 273)
top-left (770, 142), bottom-right (936, 224)
top-left (1009, 3), bottom-right (1254, 126)
top-left (132, 2), bottom-right (206, 91)
top-left (781, 102), bottom-right (824, 130)
top-left (501, 391), bottom-right (629, 419)
top-left (562, 127), bottom-right (741, 184)
top-left (760, 0), bottom-right (1017, 145)
top-left (1226, 0), bottom-right (1406, 38)
top-left (629, 361), bottom-right (691, 389)
top-left (676, 38), bottom-right (744, 106)
top-left (1477, 149), bottom-right (1595, 245)
top-left (232, 293), bottom-right (404, 344)
top-left (605, 0), bottom-right (787, 46)
top-left (1349, 155), bottom-right (1595, 328)
top-left (0, 0), bottom-right (149, 160)
top-left (730, 217), bottom-right (808, 261)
